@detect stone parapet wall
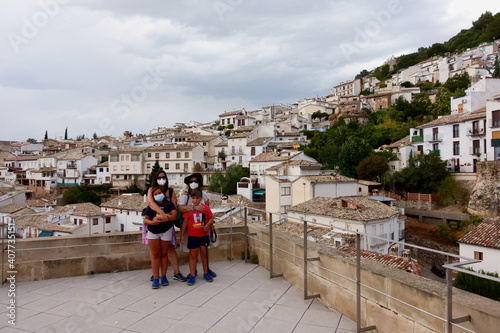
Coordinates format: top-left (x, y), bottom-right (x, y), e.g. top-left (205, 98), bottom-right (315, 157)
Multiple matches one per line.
top-left (1, 226), bottom-right (245, 283)
top-left (247, 223), bottom-right (500, 333)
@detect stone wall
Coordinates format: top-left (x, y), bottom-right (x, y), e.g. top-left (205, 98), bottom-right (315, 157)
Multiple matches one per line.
top-left (247, 223), bottom-right (500, 333)
top-left (468, 161), bottom-right (500, 217)
top-left (406, 234), bottom-right (458, 270)
top-left (1, 226), bottom-right (245, 283)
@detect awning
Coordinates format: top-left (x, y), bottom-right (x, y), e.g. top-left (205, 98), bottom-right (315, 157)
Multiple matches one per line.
top-left (253, 190), bottom-right (266, 196)
top-left (38, 231), bottom-right (53, 237)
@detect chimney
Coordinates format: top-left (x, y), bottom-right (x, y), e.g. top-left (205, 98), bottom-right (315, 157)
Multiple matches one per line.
top-left (402, 249), bottom-right (411, 262)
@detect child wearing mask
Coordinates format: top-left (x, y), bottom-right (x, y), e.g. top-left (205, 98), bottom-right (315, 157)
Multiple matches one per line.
top-left (180, 188), bottom-right (214, 285)
top-left (143, 186), bottom-right (177, 289)
top-left (178, 173), bottom-right (216, 278)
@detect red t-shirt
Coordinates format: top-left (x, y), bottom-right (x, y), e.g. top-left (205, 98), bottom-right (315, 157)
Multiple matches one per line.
top-left (182, 204), bottom-right (213, 237)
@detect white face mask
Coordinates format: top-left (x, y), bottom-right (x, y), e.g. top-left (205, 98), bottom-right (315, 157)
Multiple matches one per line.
top-left (157, 178), bottom-right (167, 186)
top-left (189, 182), bottom-right (199, 190)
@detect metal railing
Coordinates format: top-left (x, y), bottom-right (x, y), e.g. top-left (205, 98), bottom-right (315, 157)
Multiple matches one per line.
top-left (236, 206), bottom-right (499, 333)
top-left (2, 206), bottom-right (499, 333)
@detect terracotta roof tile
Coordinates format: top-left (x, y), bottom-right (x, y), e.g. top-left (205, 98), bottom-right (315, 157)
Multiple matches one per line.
top-left (297, 174), bottom-right (357, 183)
top-left (101, 194), bottom-right (147, 211)
top-left (337, 245), bottom-right (422, 276)
top-left (458, 220), bottom-right (500, 249)
top-left (288, 196), bottom-right (398, 221)
top-left (249, 151), bottom-right (301, 163)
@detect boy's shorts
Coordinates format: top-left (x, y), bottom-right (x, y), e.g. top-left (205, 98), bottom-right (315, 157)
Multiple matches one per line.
top-left (148, 227), bottom-right (173, 241)
top-left (187, 235), bottom-right (210, 249)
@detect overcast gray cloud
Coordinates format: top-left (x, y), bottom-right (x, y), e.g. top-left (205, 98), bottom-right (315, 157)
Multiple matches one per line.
top-left (1, 0), bottom-right (499, 141)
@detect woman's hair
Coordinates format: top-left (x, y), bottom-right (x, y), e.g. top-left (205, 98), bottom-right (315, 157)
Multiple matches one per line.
top-left (151, 169), bottom-right (168, 188)
top-left (190, 188), bottom-right (203, 198)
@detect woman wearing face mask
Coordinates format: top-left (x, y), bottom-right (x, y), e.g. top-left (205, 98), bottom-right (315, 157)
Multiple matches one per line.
top-left (178, 173), bottom-right (216, 278)
top-left (146, 170), bottom-right (188, 283)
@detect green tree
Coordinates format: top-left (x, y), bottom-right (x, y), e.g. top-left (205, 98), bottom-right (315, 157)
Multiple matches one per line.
top-left (356, 155), bottom-right (389, 181)
top-left (311, 111), bottom-right (329, 120)
top-left (438, 176), bottom-right (470, 206)
top-left (443, 72), bottom-right (470, 94)
top-left (208, 164), bottom-right (249, 195)
top-left (372, 64), bottom-right (392, 81)
top-left (44, 130), bottom-right (48, 140)
top-left (337, 137), bottom-right (373, 178)
top-left (145, 160), bottom-right (162, 190)
top-left (62, 186), bottom-right (102, 206)
top-left (125, 183), bottom-right (144, 194)
top-left (64, 128), bottom-right (68, 140)
top-left (76, 134), bottom-right (85, 141)
top-left (429, 87), bottom-right (452, 117)
top-left (400, 81), bottom-right (414, 88)
top-left (384, 152), bottom-right (449, 194)
top-left (454, 268), bottom-right (500, 301)
top-left (26, 138), bottom-right (37, 143)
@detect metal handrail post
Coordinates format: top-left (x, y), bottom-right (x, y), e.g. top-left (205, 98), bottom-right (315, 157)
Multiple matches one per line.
top-left (356, 232), bottom-right (375, 332)
top-left (244, 207), bottom-right (248, 263)
top-left (356, 233), bottom-right (361, 332)
top-left (229, 206), bottom-right (234, 261)
top-left (446, 255), bottom-right (452, 333)
top-left (304, 219), bottom-right (308, 300)
top-left (269, 212), bottom-right (273, 277)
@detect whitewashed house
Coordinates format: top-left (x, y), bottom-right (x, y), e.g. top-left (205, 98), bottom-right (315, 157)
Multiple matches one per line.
top-left (38, 203), bottom-right (115, 236)
top-left (410, 78), bottom-right (500, 173)
top-left (458, 220), bottom-right (500, 274)
top-left (100, 193), bottom-right (147, 232)
top-left (287, 196), bottom-right (405, 255)
top-left (249, 150), bottom-right (317, 190)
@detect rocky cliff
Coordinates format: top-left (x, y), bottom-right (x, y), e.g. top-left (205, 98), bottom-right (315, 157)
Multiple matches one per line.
top-left (468, 161), bottom-right (500, 217)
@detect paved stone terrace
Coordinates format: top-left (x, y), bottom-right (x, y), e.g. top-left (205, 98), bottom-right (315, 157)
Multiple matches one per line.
top-left (0, 260), bottom-right (363, 333)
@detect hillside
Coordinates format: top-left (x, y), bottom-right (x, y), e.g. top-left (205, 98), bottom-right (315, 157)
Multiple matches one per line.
top-left (364, 11), bottom-right (500, 81)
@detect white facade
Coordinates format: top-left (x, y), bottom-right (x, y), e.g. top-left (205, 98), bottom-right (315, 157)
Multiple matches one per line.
top-left (287, 196), bottom-right (404, 254)
top-left (95, 162), bottom-right (111, 184)
top-left (450, 78), bottom-right (500, 115)
top-left (57, 155), bottom-right (98, 186)
top-left (0, 191), bottom-right (26, 209)
top-left (100, 194), bottom-right (146, 232)
top-left (486, 98), bottom-right (500, 160)
top-left (459, 243), bottom-right (499, 274)
top-left (250, 151), bottom-right (316, 189)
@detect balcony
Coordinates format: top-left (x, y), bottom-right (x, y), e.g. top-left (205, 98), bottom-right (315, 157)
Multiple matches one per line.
top-left (469, 147), bottom-right (481, 156)
top-left (2, 210), bottom-right (499, 333)
top-left (489, 119), bottom-right (500, 128)
top-left (425, 134), bottom-right (442, 142)
top-left (467, 127), bottom-right (485, 137)
top-left (411, 135), bottom-right (423, 142)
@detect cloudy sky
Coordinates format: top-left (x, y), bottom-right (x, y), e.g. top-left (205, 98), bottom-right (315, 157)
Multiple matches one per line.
top-left (1, 1), bottom-right (499, 142)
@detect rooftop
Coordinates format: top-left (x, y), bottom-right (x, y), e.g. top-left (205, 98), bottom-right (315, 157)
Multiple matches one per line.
top-left (0, 260), bottom-right (361, 332)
